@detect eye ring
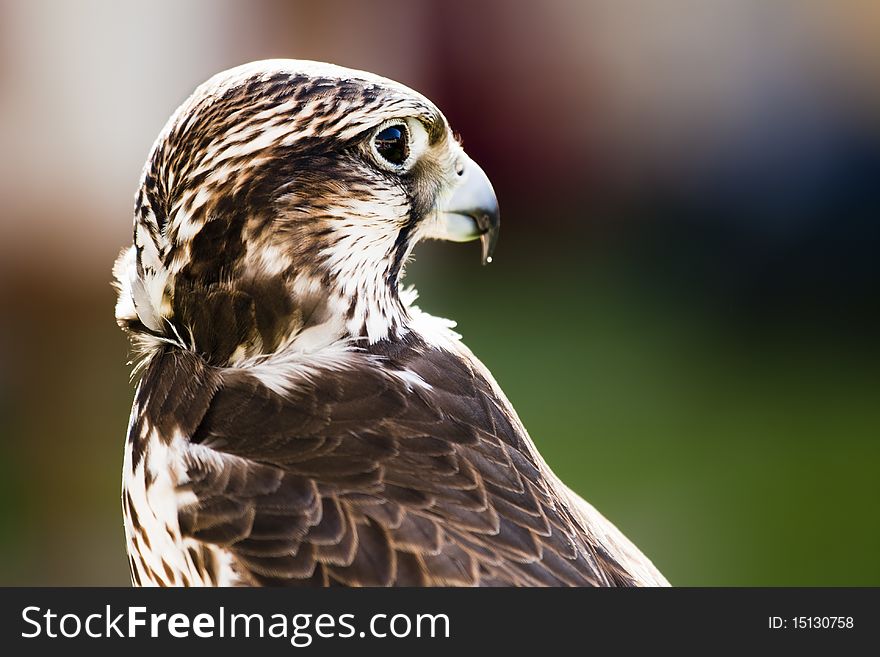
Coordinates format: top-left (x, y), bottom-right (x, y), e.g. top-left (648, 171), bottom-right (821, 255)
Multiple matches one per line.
top-left (370, 121), bottom-right (411, 169)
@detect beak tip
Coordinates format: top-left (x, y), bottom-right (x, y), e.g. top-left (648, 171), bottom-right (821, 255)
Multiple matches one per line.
top-left (479, 219), bottom-right (499, 265)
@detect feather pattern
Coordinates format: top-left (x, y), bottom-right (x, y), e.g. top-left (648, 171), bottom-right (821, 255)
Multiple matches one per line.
top-left (116, 59), bottom-right (668, 587)
top-left (123, 332), bottom-right (668, 587)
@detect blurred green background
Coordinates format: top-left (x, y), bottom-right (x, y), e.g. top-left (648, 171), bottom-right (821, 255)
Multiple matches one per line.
top-left (0, 0), bottom-right (878, 585)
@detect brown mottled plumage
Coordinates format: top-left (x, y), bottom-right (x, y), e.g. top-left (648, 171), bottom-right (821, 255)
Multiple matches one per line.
top-left (115, 60), bottom-right (668, 587)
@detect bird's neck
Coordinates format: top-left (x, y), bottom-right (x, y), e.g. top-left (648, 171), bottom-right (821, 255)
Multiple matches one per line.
top-left (216, 270), bottom-right (412, 366)
top-left (338, 277), bottom-right (410, 346)
top-left (116, 248), bottom-right (413, 369)
top-left (324, 281), bottom-right (413, 353)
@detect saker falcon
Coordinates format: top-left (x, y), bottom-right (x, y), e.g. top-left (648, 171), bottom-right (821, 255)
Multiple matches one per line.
top-left (114, 60), bottom-right (669, 587)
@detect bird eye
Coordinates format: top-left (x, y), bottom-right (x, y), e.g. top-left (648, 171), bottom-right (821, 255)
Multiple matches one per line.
top-left (372, 124), bottom-right (409, 166)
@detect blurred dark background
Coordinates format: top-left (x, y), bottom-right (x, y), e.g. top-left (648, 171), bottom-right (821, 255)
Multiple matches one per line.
top-left (0, 0), bottom-right (877, 585)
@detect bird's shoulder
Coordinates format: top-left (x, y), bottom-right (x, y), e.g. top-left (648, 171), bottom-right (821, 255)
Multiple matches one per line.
top-left (130, 329), bottom-right (641, 586)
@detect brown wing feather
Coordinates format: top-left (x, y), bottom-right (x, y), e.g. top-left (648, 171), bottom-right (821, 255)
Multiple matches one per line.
top-left (145, 335), bottom-right (646, 587)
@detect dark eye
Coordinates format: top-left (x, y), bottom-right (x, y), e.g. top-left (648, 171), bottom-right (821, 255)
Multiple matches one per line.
top-left (373, 124), bottom-right (409, 166)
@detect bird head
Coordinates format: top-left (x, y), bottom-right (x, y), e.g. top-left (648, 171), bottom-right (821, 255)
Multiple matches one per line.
top-left (114, 60), bottom-right (499, 363)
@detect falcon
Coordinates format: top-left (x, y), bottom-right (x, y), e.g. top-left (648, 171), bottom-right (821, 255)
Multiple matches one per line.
top-left (114, 60), bottom-right (668, 587)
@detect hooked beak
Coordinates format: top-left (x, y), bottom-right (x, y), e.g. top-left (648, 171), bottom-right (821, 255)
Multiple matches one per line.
top-left (427, 155), bottom-right (500, 264)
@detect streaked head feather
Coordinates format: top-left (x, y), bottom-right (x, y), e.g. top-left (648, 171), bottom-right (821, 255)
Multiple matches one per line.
top-left (115, 59), bottom-right (465, 368)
